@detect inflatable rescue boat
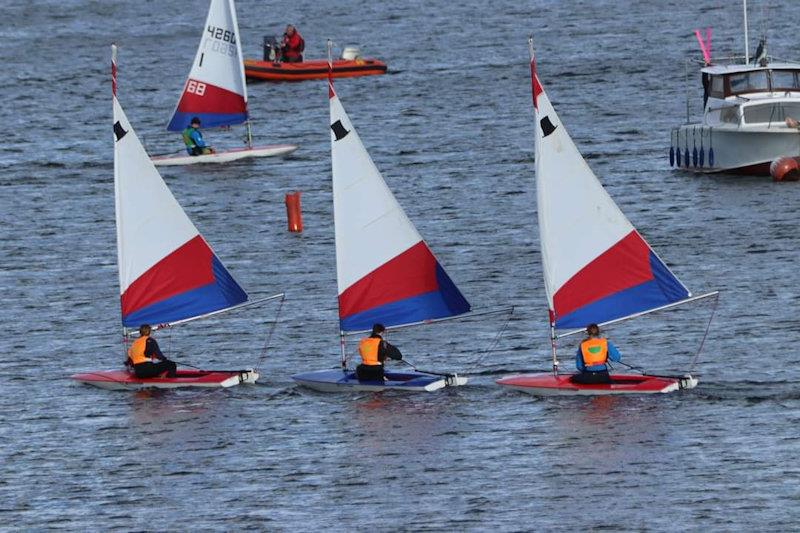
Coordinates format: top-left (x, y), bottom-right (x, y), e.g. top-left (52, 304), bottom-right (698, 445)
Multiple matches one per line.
top-left (245, 41), bottom-right (386, 82)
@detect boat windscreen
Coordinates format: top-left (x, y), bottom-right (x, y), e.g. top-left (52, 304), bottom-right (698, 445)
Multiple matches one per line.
top-left (743, 102), bottom-right (800, 124)
top-left (771, 70), bottom-right (800, 91)
top-left (729, 71), bottom-right (769, 94)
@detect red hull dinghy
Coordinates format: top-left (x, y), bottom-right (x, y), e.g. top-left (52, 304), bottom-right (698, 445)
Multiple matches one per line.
top-left (71, 369), bottom-right (259, 391)
top-left (72, 45), bottom-right (281, 391)
top-left (496, 39), bottom-right (717, 396)
top-left (496, 373), bottom-right (698, 396)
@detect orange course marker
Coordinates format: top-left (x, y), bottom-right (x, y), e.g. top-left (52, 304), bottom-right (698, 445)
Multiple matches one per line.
top-left (285, 192), bottom-right (303, 232)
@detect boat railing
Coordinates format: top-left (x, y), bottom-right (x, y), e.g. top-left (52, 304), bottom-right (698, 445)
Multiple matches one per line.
top-left (689, 54), bottom-right (748, 67)
top-left (691, 54), bottom-right (800, 68)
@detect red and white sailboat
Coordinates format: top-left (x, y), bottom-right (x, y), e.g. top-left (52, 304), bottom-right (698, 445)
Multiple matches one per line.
top-left (291, 46), bottom-right (471, 392)
top-left (496, 40), bottom-right (718, 396)
top-left (71, 46), bottom-right (282, 390)
top-left (153, 0), bottom-right (297, 166)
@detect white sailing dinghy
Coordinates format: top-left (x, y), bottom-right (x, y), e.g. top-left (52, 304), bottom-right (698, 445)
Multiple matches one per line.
top-left (496, 40), bottom-right (718, 396)
top-left (152, 0), bottom-right (297, 166)
top-left (72, 46), bottom-right (282, 390)
top-left (291, 60), bottom-right (471, 392)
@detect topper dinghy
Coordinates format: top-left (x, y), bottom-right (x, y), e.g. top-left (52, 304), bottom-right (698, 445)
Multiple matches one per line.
top-left (153, 0), bottom-right (297, 166)
top-left (291, 48), bottom-right (470, 392)
top-left (496, 40), bottom-right (717, 396)
top-left (71, 46), bottom-right (282, 390)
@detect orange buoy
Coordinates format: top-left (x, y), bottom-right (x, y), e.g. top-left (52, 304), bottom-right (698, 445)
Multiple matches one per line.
top-left (285, 192), bottom-right (303, 232)
top-left (770, 157), bottom-right (800, 182)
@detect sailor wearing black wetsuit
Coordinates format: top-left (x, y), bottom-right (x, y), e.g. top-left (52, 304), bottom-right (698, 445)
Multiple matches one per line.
top-left (127, 324), bottom-right (177, 379)
top-left (355, 323), bottom-right (402, 381)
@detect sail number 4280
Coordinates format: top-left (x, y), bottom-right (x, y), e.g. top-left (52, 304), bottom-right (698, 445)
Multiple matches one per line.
top-left (207, 25), bottom-right (236, 44)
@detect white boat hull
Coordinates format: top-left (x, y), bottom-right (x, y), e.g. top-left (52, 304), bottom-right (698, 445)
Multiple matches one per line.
top-left (672, 125), bottom-right (800, 174)
top-left (152, 144), bottom-right (298, 166)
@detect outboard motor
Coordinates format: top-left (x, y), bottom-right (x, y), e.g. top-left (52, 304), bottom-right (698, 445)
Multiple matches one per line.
top-left (341, 45), bottom-right (362, 60)
top-left (263, 35), bottom-right (280, 62)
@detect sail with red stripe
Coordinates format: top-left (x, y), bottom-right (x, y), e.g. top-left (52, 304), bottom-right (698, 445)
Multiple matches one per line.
top-left (531, 55), bottom-right (690, 330)
top-left (115, 81), bottom-right (247, 327)
top-left (329, 83), bottom-right (470, 332)
top-left (167, 0), bottom-right (248, 131)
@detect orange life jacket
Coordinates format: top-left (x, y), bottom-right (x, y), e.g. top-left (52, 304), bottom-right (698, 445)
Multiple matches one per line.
top-left (127, 335), bottom-right (151, 365)
top-left (358, 337), bottom-right (382, 366)
top-left (580, 337), bottom-right (608, 367)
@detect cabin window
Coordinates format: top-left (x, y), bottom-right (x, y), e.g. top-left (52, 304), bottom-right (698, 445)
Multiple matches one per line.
top-left (743, 102), bottom-right (800, 124)
top-left (728, 71), bottom-right (769, 93)
top-left (719, 106), bottom-right (739, 124)
top-left (770, 70), bottom-right (800, 90)
top-left (709, 75), bottom-right (725, 98)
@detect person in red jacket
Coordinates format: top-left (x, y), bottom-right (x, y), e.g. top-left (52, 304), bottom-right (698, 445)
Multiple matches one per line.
top-left (281, 25), bottom-right (305, 63)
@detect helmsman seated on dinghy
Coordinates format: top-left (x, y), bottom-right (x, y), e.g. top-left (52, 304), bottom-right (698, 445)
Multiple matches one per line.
top-left (356, 323), bottom-right (402, 382)
top-left (125, 324), bottom-right (177, 379)
top-left (571, 323), bottom-right (621, 385)
top-left (182, 117), bottom-right (214, 156)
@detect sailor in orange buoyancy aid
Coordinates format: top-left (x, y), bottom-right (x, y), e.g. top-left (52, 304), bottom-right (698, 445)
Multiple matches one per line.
top-left (571, 323), bottom-right (622, 384)
top-left (356, 323), bottom-right (403, 381)
top-left (126, 324), bottom-right (178, 379)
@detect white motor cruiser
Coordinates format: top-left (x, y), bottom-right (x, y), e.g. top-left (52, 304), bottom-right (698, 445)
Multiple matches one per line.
top-left (670, 2), bottom-right (800, 176)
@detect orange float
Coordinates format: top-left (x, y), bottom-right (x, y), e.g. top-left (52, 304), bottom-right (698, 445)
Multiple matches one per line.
top-left (285, 191), bottom-right (303, 232)
top-left (770, 156), bottom-right (800, 182)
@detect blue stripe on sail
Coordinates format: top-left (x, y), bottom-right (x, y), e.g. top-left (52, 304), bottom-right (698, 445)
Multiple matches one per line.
top-left (340, 265), bottom-right (470, 331)
top-left (167, 112), bottom-right (248, 132)
top-left (122, 256), bottom-right (247, 327)
top-left (554, 252), bottom-right (689, 329)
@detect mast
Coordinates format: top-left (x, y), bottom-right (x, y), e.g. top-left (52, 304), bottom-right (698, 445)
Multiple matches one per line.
top-left (340, 332), bottom-right (347, 371)
top-left (112, 43), bottom-right (126, 355)
top-left (330, 39), bottom-right (346, 371)
top-left (327, 39), bottom-right (333, 91)
top-left (743, 0), bottom-right (750, 63)
top-left (529, 36), bottom-right (560, 375)
top-left (229, 0), bottom-right (252, 148)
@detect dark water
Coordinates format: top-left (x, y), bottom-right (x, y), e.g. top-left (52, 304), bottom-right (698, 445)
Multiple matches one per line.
top-left (3, 0), bottom-right (800, 530)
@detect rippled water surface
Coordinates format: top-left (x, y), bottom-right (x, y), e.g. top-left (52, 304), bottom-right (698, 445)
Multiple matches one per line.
top-left (3, 0), bottom-right (800, 530)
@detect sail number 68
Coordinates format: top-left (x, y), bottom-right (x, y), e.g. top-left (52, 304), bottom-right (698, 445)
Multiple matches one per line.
top-left (186, 80), bottom-right (207, 96)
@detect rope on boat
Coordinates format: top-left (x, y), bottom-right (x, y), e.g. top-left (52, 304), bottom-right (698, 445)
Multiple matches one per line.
top-left (254, 293), bottom-right (286, 373)
top-left (689, 291), bottom-right (720, 374)
top-left (464, 305), bottom-right (515, 374)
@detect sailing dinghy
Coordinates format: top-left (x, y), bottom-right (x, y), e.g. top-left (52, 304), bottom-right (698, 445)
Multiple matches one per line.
top-left (496, 40), bottom-right (718, 396)
top-left (152, 0), bottom-right (297, 166)
top-left (291, 55), bottom-right (470, 393)
top-left (71, 45), bottom-right (282, 391)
